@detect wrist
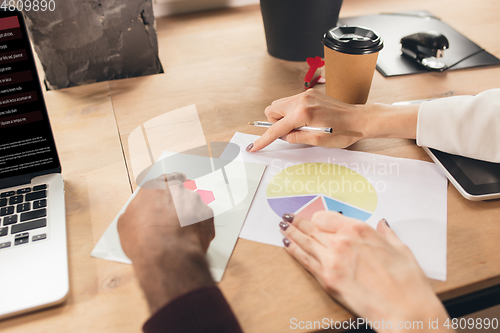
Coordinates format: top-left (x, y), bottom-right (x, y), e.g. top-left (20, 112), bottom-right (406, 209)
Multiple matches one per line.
top-left (134, 244), bottom-right (214, 314)
top-left (363, 103), bottom-right (419, 140)
top-left (333, 103), bottom-right (372, 140)
top-left (380, 299), bottom-right (450, 333)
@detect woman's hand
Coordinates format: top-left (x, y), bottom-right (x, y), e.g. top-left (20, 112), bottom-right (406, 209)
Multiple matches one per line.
top-left (279, 212), bottom-right (451, 332)
top-left (248, 89), bottom-right (367, 151)
top-left (247, 89), bottom-right (419, 152)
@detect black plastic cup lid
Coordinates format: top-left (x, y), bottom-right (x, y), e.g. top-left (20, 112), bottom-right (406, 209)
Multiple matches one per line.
top-left (323, 26), bottom-right (384, 55)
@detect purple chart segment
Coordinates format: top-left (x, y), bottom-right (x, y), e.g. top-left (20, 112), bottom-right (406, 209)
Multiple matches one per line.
top-left (267, 195), bottom-right (316, 217)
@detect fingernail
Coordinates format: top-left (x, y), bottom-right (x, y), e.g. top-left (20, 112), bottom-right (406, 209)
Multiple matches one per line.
top-left (245, 143), bottom-right (254, 152)
top-left (279, 221), bottom-right (289, 231)
top-left (282, 213), bottom-right (294, 223)
top-left (283, 238), bottom-right (290, 247)
top-left (382, 218), bottom-right (390, 228)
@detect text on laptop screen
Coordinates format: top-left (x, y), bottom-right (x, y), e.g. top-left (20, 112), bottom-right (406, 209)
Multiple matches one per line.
top-left (0, 12), bottom-right (60, 181)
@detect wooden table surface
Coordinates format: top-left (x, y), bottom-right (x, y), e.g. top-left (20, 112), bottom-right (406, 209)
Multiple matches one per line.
top-left (2, 0), bottom-right (500, 332)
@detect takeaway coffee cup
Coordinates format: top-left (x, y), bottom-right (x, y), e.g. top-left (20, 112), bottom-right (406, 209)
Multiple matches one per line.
top-left (322, 26), bottom-right (383, 104)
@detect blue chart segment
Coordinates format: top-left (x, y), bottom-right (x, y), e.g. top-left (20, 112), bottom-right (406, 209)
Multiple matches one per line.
top-left (323, 197), bottom-right (372, 221)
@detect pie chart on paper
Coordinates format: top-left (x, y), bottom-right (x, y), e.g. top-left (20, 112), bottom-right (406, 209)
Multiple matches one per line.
top-left (266, 163), bottom-right (378, 221)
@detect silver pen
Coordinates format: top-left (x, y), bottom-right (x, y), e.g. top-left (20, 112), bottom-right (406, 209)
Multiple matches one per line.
top-left (248, 121), bottom-right (332, 134)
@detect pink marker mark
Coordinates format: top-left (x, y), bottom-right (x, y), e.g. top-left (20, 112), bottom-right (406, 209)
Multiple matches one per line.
top-left (196, 189), bottom-right (215, 205)
top-left (184, 179), bottom-right (197, 191)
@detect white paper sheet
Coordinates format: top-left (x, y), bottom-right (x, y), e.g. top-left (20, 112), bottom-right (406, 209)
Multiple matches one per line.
top-left (223, 133), bottom-right (448, 281)
top-left (91, 150), bottom-right (266, 282)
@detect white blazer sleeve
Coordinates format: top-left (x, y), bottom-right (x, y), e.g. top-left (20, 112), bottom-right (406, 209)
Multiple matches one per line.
top-left (416, 89), bottom-right (500, 163)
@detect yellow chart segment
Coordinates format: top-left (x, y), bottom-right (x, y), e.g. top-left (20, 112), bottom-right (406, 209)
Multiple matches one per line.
top-left (266, 163), bottom-right (377, 212)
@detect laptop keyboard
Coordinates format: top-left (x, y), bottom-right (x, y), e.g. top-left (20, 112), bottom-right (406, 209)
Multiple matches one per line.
top-left (0, 184), bottom-right (48, 250)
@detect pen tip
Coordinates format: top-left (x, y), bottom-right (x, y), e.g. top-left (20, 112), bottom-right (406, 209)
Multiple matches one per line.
top-left (248, 122), bottom-right (254, 125)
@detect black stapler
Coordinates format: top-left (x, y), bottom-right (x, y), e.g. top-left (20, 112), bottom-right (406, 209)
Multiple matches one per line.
top-left (400, 31), bottom-right (449, 70)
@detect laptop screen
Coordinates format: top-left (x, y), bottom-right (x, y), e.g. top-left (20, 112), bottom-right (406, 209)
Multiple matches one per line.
top-left (0, 10), bottom-right (60, 182)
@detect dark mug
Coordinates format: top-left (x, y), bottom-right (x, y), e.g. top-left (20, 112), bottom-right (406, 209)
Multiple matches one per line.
top-left (260, 0), bottom-right (343, 61)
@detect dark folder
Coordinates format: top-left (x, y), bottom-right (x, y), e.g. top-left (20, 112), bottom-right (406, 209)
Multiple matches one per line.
top-left (338, 11), bottom-right (500, 77)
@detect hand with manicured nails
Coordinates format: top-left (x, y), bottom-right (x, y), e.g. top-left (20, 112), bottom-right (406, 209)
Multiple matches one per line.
top-left (247, 89), bottom-right (364, 151)
top-left (279, 212), bottom-right (452, 333)
top-left (246, 89), bottom-right (419, 153)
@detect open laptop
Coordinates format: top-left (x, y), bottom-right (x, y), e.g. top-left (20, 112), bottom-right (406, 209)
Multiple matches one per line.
top-left (0, 9), bottom-right (68, 318)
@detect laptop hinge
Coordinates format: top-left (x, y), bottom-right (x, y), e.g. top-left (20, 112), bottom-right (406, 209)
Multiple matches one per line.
top-left (0, 167), bottom-right (61, 190)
